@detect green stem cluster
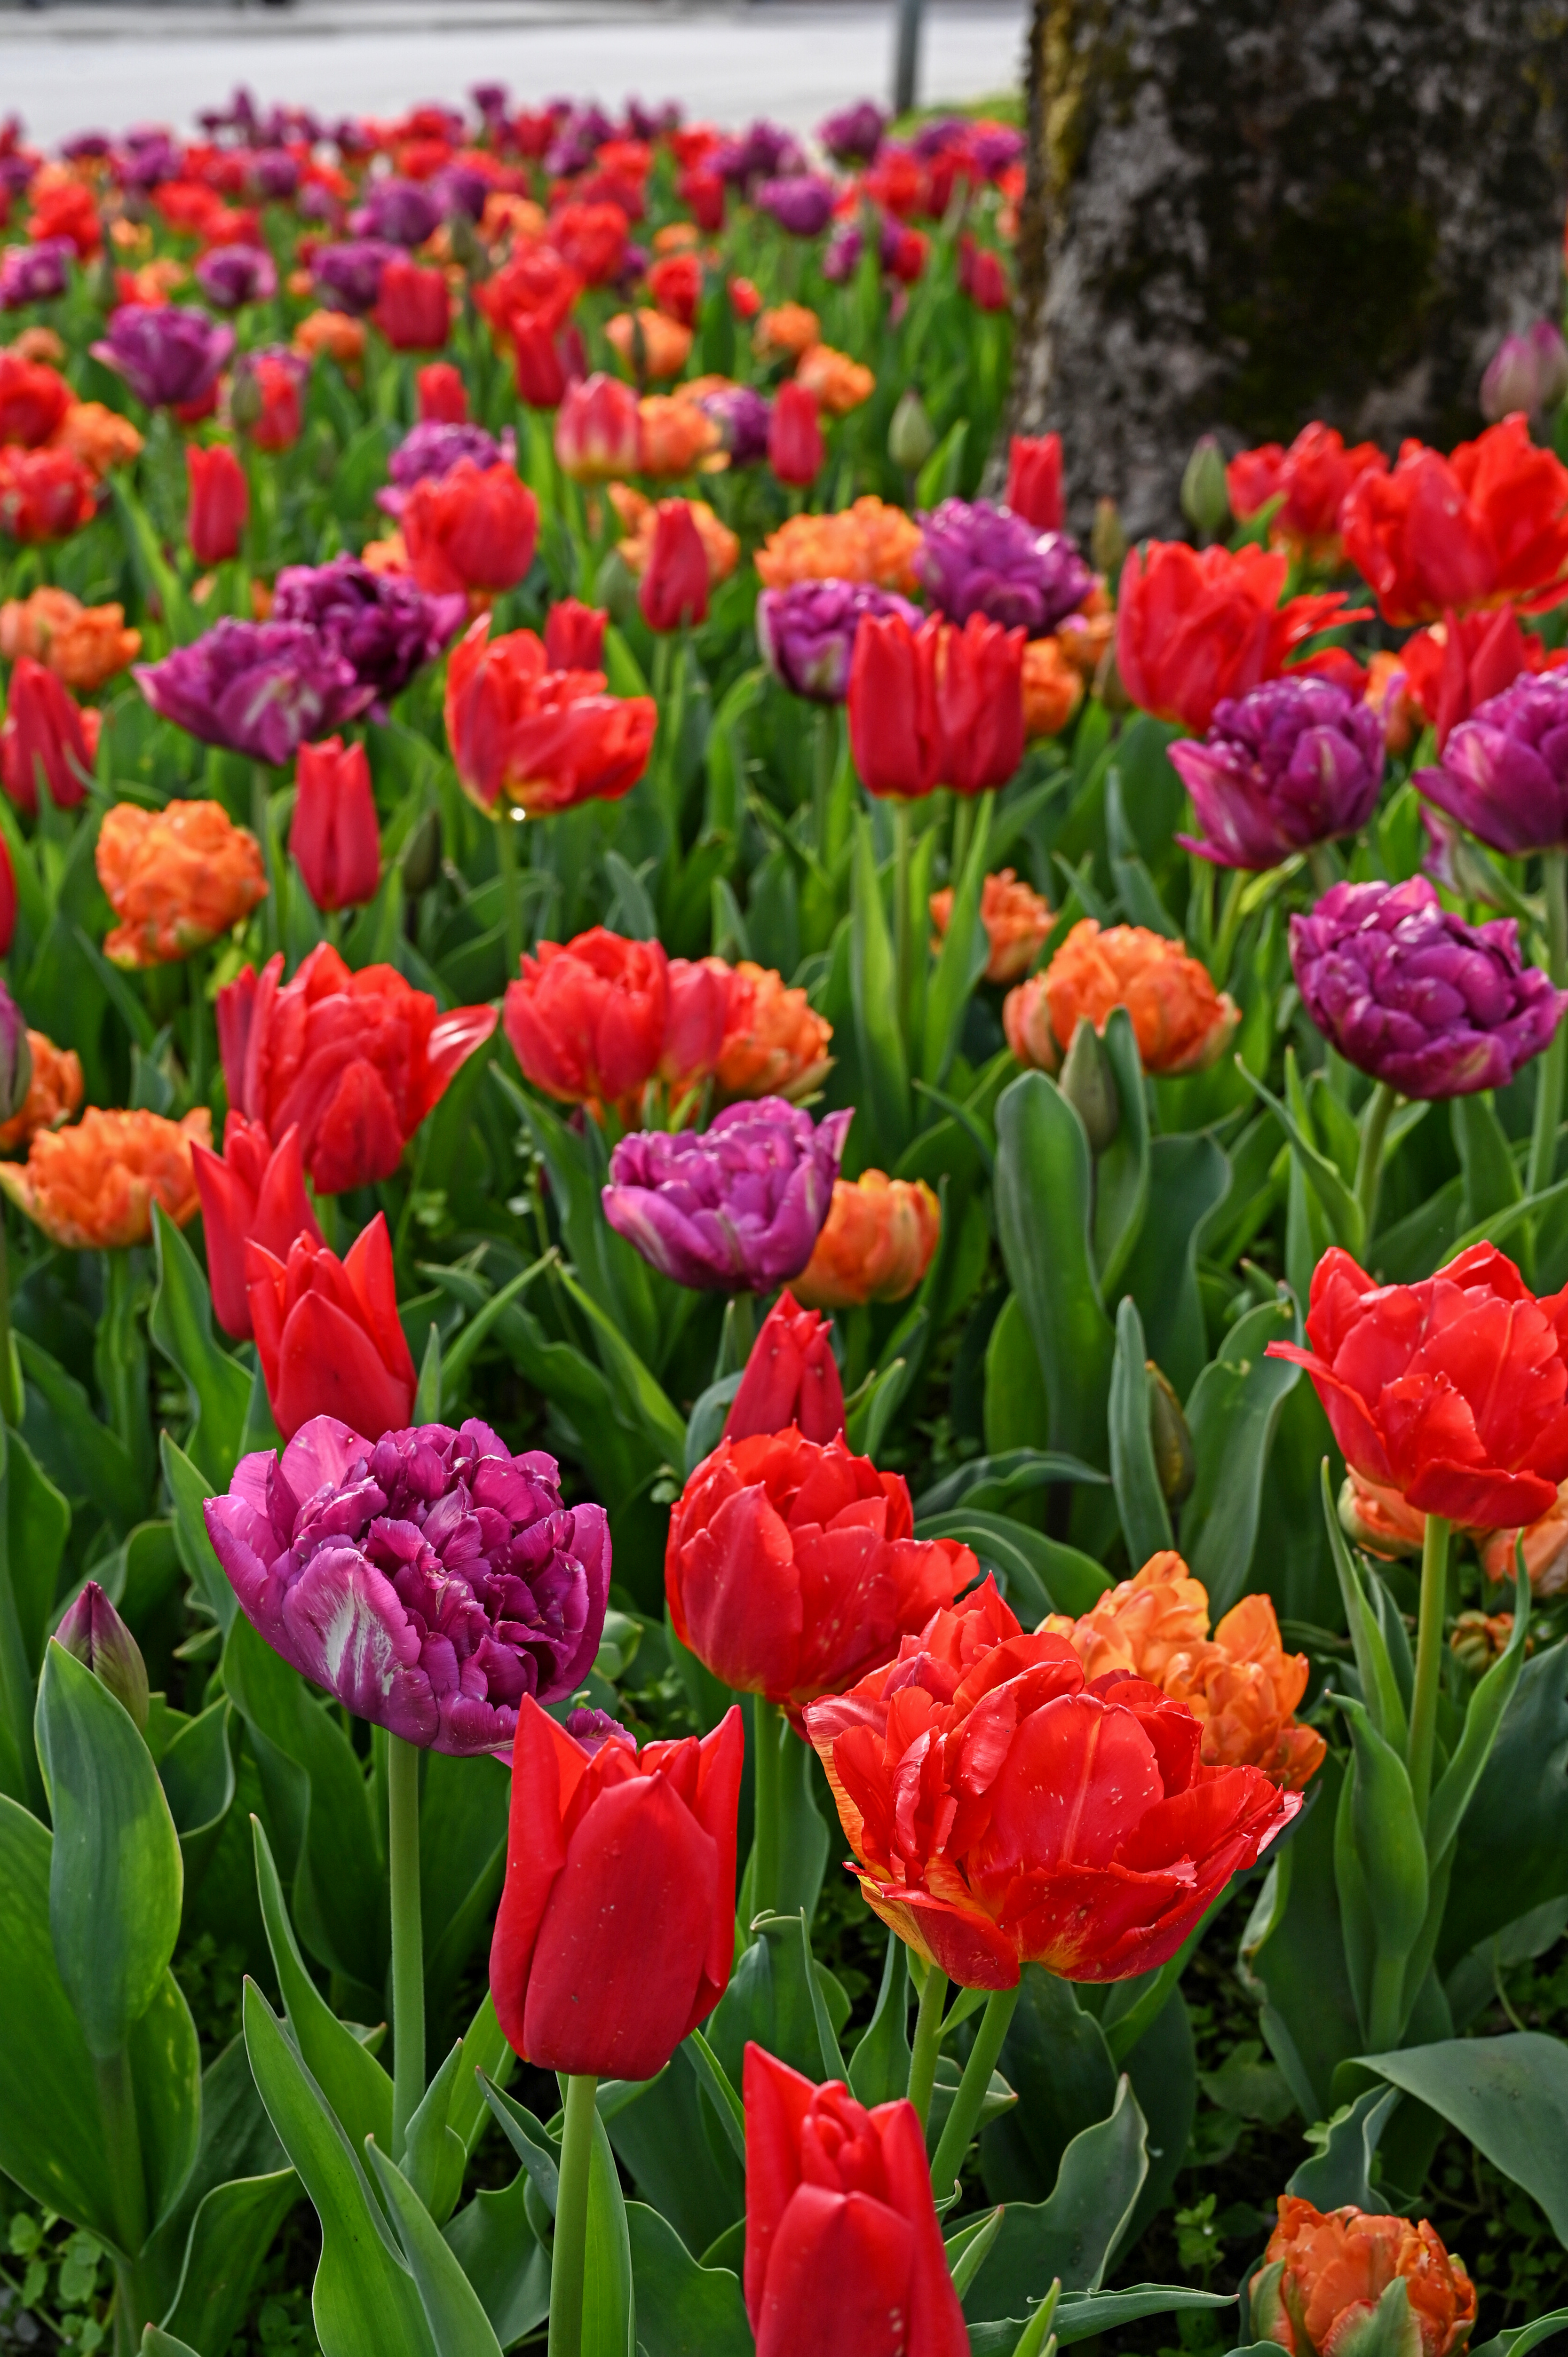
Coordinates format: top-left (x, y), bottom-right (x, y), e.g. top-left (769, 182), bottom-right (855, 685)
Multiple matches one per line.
top-left (387, 1735), bottom-right (425, 2158)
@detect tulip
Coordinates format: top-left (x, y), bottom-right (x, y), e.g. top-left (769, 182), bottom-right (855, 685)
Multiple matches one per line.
top-left (206, 1410), bottom-right (610, 1748)
top-left (218, 941), bottom-right (497, 1194)
top-left (1480, 1482), bottom-right (1568, 1594)
top-left (1400, 606), bottom-right (1563, 750)
top-left (661, 955), bottom-right (741, 1096)
top-left (1267, 1243), bottom-right (1568, 1529)
top-left (0, 1027), bottom-right (80, 1151)
top-left (961, 239), bottom-right (1009, 311)
top-left (290, 736), bottom-right (380, 913)
top-left (605, 308), bottom-right (694, 382)
top-left (1249, 2197), bottom-right (1476, 2357)
top-left (635, 391), bottom-right (720, 480)
top-left (373, 257), bottom-right (451, 352)
top-left (887, 388), bottom-right (936, 473)
top-left (1035, 919), bottom-right (1241, 1077)
top-left (271, 554), bottom-right (464, 713)
top-left (931, 866), bottom-right (1051, 984)
top-left (381, 420), bottom-right (505, 511)
top-left (1168, 675), bottom-right (1385, 870)
top-left (293, 308), bottom-right (367, 374)
top-left (818, 100), bottom-right (886, 163)
top-left (848, 609), bottom-right (942, 797)
top-left (550, 199), bottom-right (628, 287)
top-left (239, 351), bottom-right (307, 453)
top-left (54, 400), bottom-right (143, 482)
top-left (194, 242), bottom-right (277, 310)
top-left (803, 1577), bottom-right (1298, 1987)
top-left (681, 166), bottom-right (726, 232)
top-left (0, 349), bottom-right (72, 447)
top-left (0, 238), bottom-right (73, 309)
top-left (744, 2047), bottom-right (969, 2357)
top-left (756, 496), bottom-right (922, 595)
top-left (0, 1106), bottom-right (209, 1250)
top-left (543, 597), bottom-right (608, 673)
top-left (714, 961), bottom-right (836, 1102)
top-left (1002, 970), bottom-right (1060, 1074)
top-left (1414, 669), bottom-right (1568, 855)
top-left (312, 238), bottom-right (398, 315)
top-left (444, 618), bottom-right (657, 817)
top-left (186, 441), bottom-right (248, 566)
top-left (1290, 878), bottom-right (1564, 1099)
top-left (1180, 434), bottom-right (1232, 539)
top-left (1227, 423), bottom-right (1388, 560)
top-left (55, 1582), bottom-right (149, 1732)
top-left (648, 251), bottom-right (702, 326)
top-left (1480, 322), bottom-right (1568, 422)
top-left (767, 380), bottom-right (823, 487)
top-left (797, 341), bottom-right (875, 418)
top-left (932, 614), bottom-right (1027, 795)
top-left (756, 580), bottom-right (920, 704)
top-left (1005, 431), bottom-right (1064, 531)
top-left (722, 1288), bottom-right (845, 1444)
top-left (134, 620), bottom-right (364, 767)
top-left (401, 457), bottom-right (539, 599)
top-left (96, 797), bottom-right (268, 969)
top-left (0, 656), bottom-right (99, 813)
top-left (91, 303), bottom-right (235, 410)
top-left (920, 497), bottom-right (1092, 635)
top-left (243, 1216), bottom-right (415, 1440)
top-left (490, 1693), bottom-right (744, 2077)
top-left (1116, 540), bottom-right (1366, 734)
top-left (191, 1115), bottom-right (323, 1340)
top-left (0, 587), bottom-right (140, 693)
top-left (351, 176), bottom-right (439, 248)
top-left (639, 499), bottom-right (710, 631)
top-left (554, 372), bottom-right (642, 482)
top-left (416, 361), bottom-right (467, 424)
top-left (1341, 416), bottom-right (1568, 627)
top-left (793, 1171), bottom-right (941, 1310)
top-left (698, 382), bottom-right (773, 466)
top-left (604, 1098), bottom-right (851, 1292)
top-left (504, 927), bottom-right (670, 1116)
top-left (757, 175), bottom-right (836, 237)
top-left (0, 984), bottom-right (30, 1130)
top-left (511, 313), bottom-right (569, 409)
top-left (0, 446), bottom-right (98, 543)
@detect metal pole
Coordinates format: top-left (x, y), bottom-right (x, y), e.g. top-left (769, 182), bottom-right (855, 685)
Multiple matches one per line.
top-left (894, 0), bottom-right (925, 117)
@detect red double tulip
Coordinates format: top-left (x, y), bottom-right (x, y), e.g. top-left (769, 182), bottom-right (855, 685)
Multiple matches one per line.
top-left (848, 610), bottom-right (1025, 798)
top-left (217, 941), bottom-right (497, 1194)
top-left (290, 736), bottom-right (380, 912)
top-left (543, 596), bottom-right (608, 673)
top-left (768, 381), bottom-right (824, 488)
top-left (1115, 541), bottom-right (1366, 734)
top-left (680, 165), bottom-right (725, 233)
top-left (1400, 603), bottom-right (1564, 747)
top-left (0, 657), bottom-right (99, 814)
top-left (723, 1288), bottom-right (845, 1444)
top-left (0, 350), bottom-right (73, 449)
top-left (374, 258), bottom-right (451, 353)
top-left (0, 446), bottom-right (97, 544)
top-left (191, 1113), bottom-right (322, 1340)
top-left (1341, 415), bottom-right (1568, 627)
top-left (491, 1693), bottom-right (744, 2080)
top-left (246, 1211), bottom-right (416, 1440)
top-left (648, 252), bottom-right (703, 328)
top-left (186, 442), bottom-right (248, 566)
top-left (639, 499), bottom-right (710, 632)
top-left (246, 355), bottom-right (304, 453)
top-left (1005, 431), bottom-right (1063, 531)
top-left (401, 457), bottom-right (539, 599)
top-left (503, 926), bottom-right (670, 1116)
top-left (666, 1428), bottom-right (976, 1718)
top-left (416, 361), bottom-right (467, 424)
top-left (443, 617), bottom-right (656, 816)
top-left (744, 2046), bottom-right (969, 2357)
top-left (554, 371), bottom-right (642, 482)
top-left (1267, 1243), bottom-right (1568, 1530)
top-left (803, 1578), bottom-right (1298, 1987)
top-left (1227, 423), bottom-right (1389, 560)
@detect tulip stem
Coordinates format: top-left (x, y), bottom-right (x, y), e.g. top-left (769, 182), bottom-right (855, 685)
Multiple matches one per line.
top-left (893, 796), bottom-right (913, 1032)
top-left (1406, 1511), bottom-right (1451, 1832)
top-left (1368, 1949), bottom-right (1409, 2055)
top-left (751, 1695), bottom-right (783, 1920)
top-left (495, 808), bottom-right (524, 986)
top-left (907, 1960), bottom-right (948, 2129)
top-left (548, 2073), bottom-right (599, 2357)
top-left (387, 1733), bottom-right (425, 2158)
top-left (1353, 1081), bottom-right (1398, 1247)
top-left (928, 1983), bottom-right (1019, 2197)
top-left (95, 2045), bottom-right (147, 2260)
top-left (1528, 850), bottom-right (1568, 1198)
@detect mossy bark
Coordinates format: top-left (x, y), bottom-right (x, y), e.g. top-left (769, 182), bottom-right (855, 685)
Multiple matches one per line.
top-left (1010, 0), bottom-right (1568, 538)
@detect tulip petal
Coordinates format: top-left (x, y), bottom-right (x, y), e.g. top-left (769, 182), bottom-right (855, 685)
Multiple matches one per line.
top-left (272, 1288), bottom-right (414, 1441)
top-left (752, 2182), bottom-right (915, 2357)
top-left (277, 1541), bottom-right (438, 1745)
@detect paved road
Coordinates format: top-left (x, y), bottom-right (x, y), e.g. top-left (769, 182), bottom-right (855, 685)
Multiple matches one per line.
top-left (0, 1), bottom-right (1028, 147)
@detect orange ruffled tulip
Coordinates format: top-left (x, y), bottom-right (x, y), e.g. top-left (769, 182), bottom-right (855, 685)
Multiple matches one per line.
top-left (795, 342), bottom-right (874, 417)
top-left (930, 867), bottom-right (1051, 985)
top-left (755, 496), bottom-right (922, 594)
top-left (51, 402), bottom-right (143, 479)
top-left (96, 798), bottom-right (269, 969)
top-left (444, 615), bottom-right (657, 817)
top-left (605, 307), bottom-right (694, 381)
top-left (754, 303), bottom-right (820, 360)
top-left (1479, 1480), bottom-right (1568, 1595)
top-left (793, 1171), bottom-right (941, 1310)
top-left (715, 961), bottom-right (835, 1102)
top-left (292, 310), bottom-right (367, 377)
top-left (637, 393), bottom-right (721, 477)
top-left (1250, 2197), bottom-right (1475, 2357)
top-left (0, 1031), bottom-right (83, 1152)
top-left (1021, 635), bottom-right (1085, 739)
top-left (1013, 919), bottom-right (1240, 1077)
top-left (0, 587), bottom-right (140, 690)
top-left (0, 1106), bottom-right (210, 1248)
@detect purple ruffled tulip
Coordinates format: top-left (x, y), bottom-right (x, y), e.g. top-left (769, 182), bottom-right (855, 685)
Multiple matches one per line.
top-left (272, 554), bottom-right (465, 710)
top-left (1291, 877), bottom-right (1566, 1100)
top-left (351, 176), bottom-right (440, 249)
top-left (712, 121), bottom-right (804, 189)
top-left (195, 242), bottom-right (278, 311)
top-left (1415, 671), bottom-right (1568, 857)
top-left (433, 163), bottom-right (489, 223)
top-left (756, 174), bottom-right (836, 238)
top-left (134, 619), bottom-right (364, 767)
top-left (204, 1414), bottom-right (611, 1754)
top-left (92, 303), bottom-right (235, 411)
top-left (312, 239), bottom-right (397, 315)
top-left (758, 579), bottom-right (921, 703)
top-left (696, 383), bottom-right (772, 466)
top-left (1168, 676), bottom-right (1385, 871)
top-left (250, 147), bottom-right (300, 203)
top-left (602, 1099), bottom-right (852, 1292)
top-left (819, 101), bottom-right (886, 165)
top-left (377, 418), bottom-right (511, 517)
top-left (0, 238), bottom-right (72, 310)
top-left (919, 498), bottom-right (1093, 635)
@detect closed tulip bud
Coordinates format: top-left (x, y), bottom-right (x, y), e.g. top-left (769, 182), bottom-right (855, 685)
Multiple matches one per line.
top-left (0, 982), bottom-right (33, 1126)
top-left (887, 386), bottom-right (935, 472)
top-left (55, 1582), bottom-right (149, 1732)
top-left (290, 736), bottom-right (380, 913)
top-left (186, 443), bottom-right (248, 568)
top-left (1451, 1608), bottom-right (1519, 1675)
top-left (543, 596), bottom-right (608, 673)
top-left (228, 359), bottom-right (265, 435)
top-left (594, 545), bottom-right (639, 627)
top-left (400, 805), bottom-right (442, 899)
top-left (639, 499), bottom-right (710, 632)
top-left (1181, 433), bottom-right (1231, 540)
top-left (768, 380), bottom-right (824, 489)
top-left (416, 362), bottom-right (467, 424)
top-left (1058, 1013), bottom-right (1120, 1151)
top-left (722, 1287), bottom-right (844, 1444)
top-left (1148, 1362), bottom-right (1196, 1506)
top-left (1092, 494), bottom-right (1129, 578)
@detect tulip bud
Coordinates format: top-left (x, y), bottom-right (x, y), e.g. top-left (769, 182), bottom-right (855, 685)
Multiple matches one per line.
top-left (1058, 1014), bottom-right (1119, 1151)
top-left (888, 387), bottom-right (936, 473)
top-left (1480, 332), bottom-right (1542, 423)
top-left (1091, 494), bottom-right (1128, 579)
top-left (1450, 1608), bottom-right (1520, 1675)
top-left (447, 212), bottom-right (482, 272)
top-left (594, 545), bottom-right (639, 628)
top-left (1531, 320), bottom-right (1568, 413)
top-left (401, 805), bottom-right (442, 899)
top-left (228, 358), bottom-right (263, 435)
top-left (55, 1581), bottom-right (149, 1732)
top-left (0, 982), bottom-right (33, 1125)
top-left (1181, 434), bottom-right (1230, 540)
top-left (1147, 1362), bottom-right (1195, 1507)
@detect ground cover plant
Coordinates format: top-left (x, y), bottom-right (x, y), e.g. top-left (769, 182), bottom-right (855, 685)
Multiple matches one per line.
top-left (0, 69), bottom-right (1564, 2357)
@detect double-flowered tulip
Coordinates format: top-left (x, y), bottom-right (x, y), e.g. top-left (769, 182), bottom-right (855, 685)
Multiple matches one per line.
top-left (757, 579), bottom-right (919, 704)
top-left (1414, 669), bottom-right (1568, 855)
top-left (1340, 415), bottom-right (1568, 627)
top-left (0, 1106), bottom-right (209, 1249)
top-left (1006, 919), bottom-right (1239, 1078)
top-left (271, 554), bottom-right (464, 713)
top-left (91, 303), bottom-right (234, 412)
top-left (1250, 2197), bottom-right (1475, 2357)
top-left (95, 797), bottom-right (268, 968)
top-left (793, 1171), bottom-right (941, 1309)
top-left (603, 1098), bottom-right (850, 1290)
top-left (191, 1114), bottom-right (322, 1340)
top-left (1115, 541), bottom-right (1365, 734)
top-left (1169, 675), bottom-right (1384, 870)
top-left (135, 620), bottom-right (364, 768)
top-left (444, 617), bottom-right (657, 817)
top-left (919, 496), bottom-right (1091, 634)
top-left (401, 457), bottom-right (539, 599)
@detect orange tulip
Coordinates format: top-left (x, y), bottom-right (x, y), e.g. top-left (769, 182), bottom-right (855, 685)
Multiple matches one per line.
top-left (605, 308), bottom-right (694, 381)
top-left (793, 1170), bottom-right (941, 1309)
top-left (0, 1106), bottom-right (210, 1248)
top-left (1021, 635), bottom-right (1085, 738)
top-left (49, 401), bottom-right (143, 479)
top-left (930, 867), bottom-right (1051, 985)
top-left (1016, 918), bottom-right (1240, 1077)
top-left (1250, 2197), bottom-right (1475, 2357)
top-left (714, 960), bottom-right (834, 1101)
top-left (1338, 1467), bottom-right (1427, 1560)
top-left (1480, 1480), bottom-right (1568, 1595)
top-left (0, 587), bottom-right (140, 690)
top-left (637, 393), bottom-right (721, 477)
top-left (755, 496), bottom-right (922, 594)
top-left (292, 310), bottom-right (367, 377)
top-left (754, 302), bottom-right (820, 360)
top-left (0, 1030), bottom-right (84, 1152)
top-left (795, 342), bottom-right (874, 417)
top-left (96, 798), bottom-right (269, 969)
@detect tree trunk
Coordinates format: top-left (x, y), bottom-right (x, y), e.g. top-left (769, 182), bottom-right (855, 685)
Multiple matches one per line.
top-left (1010, 0), bottom-right (1568, 540)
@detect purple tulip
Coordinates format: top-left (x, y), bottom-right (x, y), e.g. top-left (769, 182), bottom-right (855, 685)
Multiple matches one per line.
top-left (271, 555), bottom-right (465, 710)
top-left (472, 83), bottom-right (510, 124)
top-left (298, 182), bottom-right (343, 229)
top-left (432, 163), bottom-right (489, 223)
top-left (1291, 877), bottom-right (1566, 1100)
top-left (712, 121), bottom-right (804, 189)
top-left (823, 225), bottom-right (862, 285)
top-left (758, 579), bottom-right (921, 703)
top-left (1480, 321), bottom-right (1568, 422)
top-left (350, 176), bottom-right (439, 249)
top-left (134, 619), bottom-right (365, 767)
top-left (819, 102), bottom-right (886, 165)
top-left (603, 1099), bottom-right (851, 1292)
top-left (116, 132), bottom-right (182, 191)
top-left (623, 98), bottom-right (681, 141)
top-left (756, 175), bottom-right (836, 238)
top-left (1415, 672), bottom-right (1568, 857)
top-left (912, 116), bottom-right (970, 161)
top-left (0, 979), bottom-right (31, 1124)
top-left (696, 383), bottom-right (772, 466)
top-left (195, 243), bottom-right (278, 311)
top-left (312, 239), bottom-right (397, 315)
top-left (0, 158), bottom-right (36, 206)
top-left (55, 1580), bottom-right (148, 1731)
top-left (91, 304), bottom-right (235, 411)
top-left (1168, 676), bottom-right (1385, 871)
top-left (61, 133), bottom-right (111, 163)
top-left (0, 238), bottom-right (72, 310)
top-left (919, 498), bottom-right (1093, 635)
top-left (969, 124), bottom-right (1026, 176)
top-left (204, 1415), bottom-right (611, 1754)
top-left (377, 418), bottom-right (511, 517)
top-left (250, 147), bottom-right (300, 203)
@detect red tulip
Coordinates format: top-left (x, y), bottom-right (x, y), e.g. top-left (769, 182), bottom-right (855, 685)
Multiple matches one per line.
top-left (1226, 423), bottom-right (1388, 557)
top-left (543, 596), bottom-right (608, 673)
top-left (639, 499), bottom-right (710, 632)
top-left (503, 925), bottom-right (669, 1116)
top-left (0, 350), bottom-right (73, 448)
top-left (416, 361), bottom-right (467, 423)
top-left (1267, 1243), bottom-right (1568, 1530)
top-left (1115, 541), bottom-right (1367, 734)
top-left (744, 2046), bottom-right (969, 2357)
top-left (848, 610), bottom-right (943, 798)
top-left (665, 1428), bottom-right (976, 1718)
top-left (247, 354), bottom-right (305, 452)
top-left (1341, 415), bottom-right (1568, 627)
top-left (961, 238), bottom-right (1010, 312)
top-left (723, 1288), bottom-right (845, 1444)
top-left (1401, 603), bottom-right (1565, 748)
top-left (217, 941), bottom-right (497, 1194)
top-left (246, 1211), bottom-right (416, 1441)
top-left (554, 372), bottom-right (641, 483)
top-left (290, 735), bottom-right (380, 913)
top-left (373, 257), bottom-right (451, 353)
top-left (934, 613), bottom-right (1025, 795)
top-left (402, 457), bottom-right (539, 598)
top-left (186, 442), bottom-right (248, 565)
top-left (648, 251), bottom-right (702, 328)
top-left (680, 165), bottom-right (725, 233)
top-left (191, 1113), bottom-right (323, 1340)
top-left (510, 312), bottom-right (568, 409)
top-left (0, 657), bottom-right (99, 815)
top-left (659, 952), bottom-right (739, 1095)
top-left (805, 1577), bottom-right (1297, 1987)
top-left (768, 381), bottom-right (824, 488)
top-left (490, 1693), bottom-right (744, 2079)
top-left (443, 616), bottom-right (656, 816)
top-left (1005, 432), bottom-right (1063, 531)
top-left (0, 447), bottom-right (98, 543)
top-left (848, 611), bottom-right (1022, 798)
top-left (549, 200), bottom-right (628, 288)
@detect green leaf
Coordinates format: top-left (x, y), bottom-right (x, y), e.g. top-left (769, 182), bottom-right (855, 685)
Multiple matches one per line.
top-left (1238, 1061), bottom-right (1364, 1258)
top-left (446, 1990), bottom-right (512, 2162)
top-left (0, 1419), bottom-right (64, 1814)
top-left (581, 2097), bottom-right (636, 2357)
top-left (1453, 1092), bottom-right (1524, 1230)
top-left (366, 2140), bottom-right (506, 2357)
top-left (849, 814), bottom-right (911, 1159)
top-left (947, 2206), bottom-right (1006, 2299)
top-left (159, 1699), bottom-right (236, 1852)
top-left (922, 794), bottom-right (993, 1090)
top-left (148, 1205), bottom-right (253, 1487)
top-left (476, 2073), bottom-right (561, 2212)
top-left (131, 1970), bottom-right (204, 2235)
top-left (401, 2041), bottom-right (467, 2229)
top-left (139, 2028), bottom-right (289, 2323)
top-left (626, 2203), bottom-right (752, 2357)
top-left (494, 1071), bottom-right (664, 1368)
top-left (143, 2332), bottom-right (204, 2357)
top-left (1109, 1297), bottom-right (1172, 1563)
top-left (160, 1433), bottom-right (236, 1634)
top-left (1444, 1645), bottom-right (1568, 1964)
top-left (964, 2079), bottom-right (1148, 2319)
top-left (1287, 2087), bottom-right (1400, 2212)
top-left (250, 1817), bottom-right (392, 2159)
top-left (554, 1266), bottom-right (689, 1469)
top-left (915, 1509), bottom-right (1109, 1621)
top-left (774, 1725), bottom-right (830, 1928)
top-left (1471, 2312), bottom-right (1568, 2357)
top-left (913, 1449), bottom-right (1108, 1518)
top-left (442, 2169), bottom-right (550, 2350)
top-left (1180, 1296), bottom-right (1300, 1613)
top-left (159, 2169), bottom-right (300, 2356)
top-left (685, 2029), bottom-right (748, 2165)
top-left (848, 1932), bottom-right (911, 2106)
top-left (1093, 1007), bottom-right (1152, 1295)
top-left (994, 1072), bottom-right (1115, 1465)
top-left (1320, 1463), bottom-right (1408, 1753)
top-left (604, 2050), bottom-right (743, 2256)
top-left (19, 1333), bottom-right (143, 1531)
top-left (1359, 2034), bottom-right (1568, 2242)
top-left (1245, 1764), bottom-right (1363, 2119)
top-left (1120, 1133), bottom-right (1232, 1400)
top-left (1335, 1697), bottom-right (1428, 1965)
top-left (1427, 1557), bottom-right (1531, 1872)
top-left (413, 1322), bottom-right (443, 1424)
top-left (34, 1639), bottom-right (182, 2058)
top-left (1050, 2289), bottom-right (1234, 2350)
